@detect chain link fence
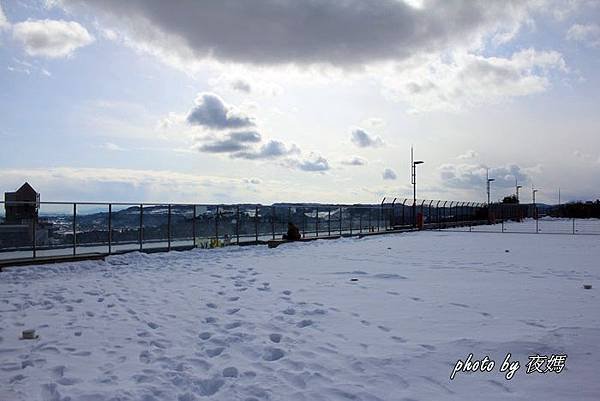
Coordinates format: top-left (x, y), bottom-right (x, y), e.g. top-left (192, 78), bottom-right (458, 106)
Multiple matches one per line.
top-left (1, 200), bottom-right (597, 264)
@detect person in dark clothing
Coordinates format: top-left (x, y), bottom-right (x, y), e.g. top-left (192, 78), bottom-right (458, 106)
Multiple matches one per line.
top-left (283, 222), bottom-right (301, 241)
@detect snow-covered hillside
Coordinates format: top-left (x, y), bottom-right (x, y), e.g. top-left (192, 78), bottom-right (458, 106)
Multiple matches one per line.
top-left (1, 229), bottom-right (599, 400)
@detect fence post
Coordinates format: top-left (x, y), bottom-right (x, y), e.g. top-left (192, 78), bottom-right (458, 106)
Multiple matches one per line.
top-left (349, 208), bottom-right (353, 235)
top-left (402, 200), bottom-right (405, 226)
top-left (328, 208), bottom-right (331, 236)
top-left (72, 203), bottom-right (77, 256)
top-left (255, 205), bottom-right (259, 243)
top-left (573, 218), bottom-right (575, 235)
top-left (167, 204), bottom-right (172, 251)
top-left (454, 202), bottom-right (459, 225)
top-left (299, 207), bottom-right (304, 238)
top-left (339, 207), bottom-right (343, 236)
top-left (32, 209), bottom-right (37, 259)
top-left (359, 211), bottom-right (363, 234)
top-left (108, 204), bottom-right (112, 254)
top-left (139, 204), bottom-right (143, 252)
top-left (236, 205), bottom-right (240, 245)
top-left (316, 207), bottom-right (319, 237)
top-left (428, 200), bottom-right (433, 228)
top-left (271, 206), bottom-right (275, 240)
top-left (380, 200), bottom-right (384, 231)
top-left (192, 205), bottom-right (196, 247)
top-left (215, 205), bottom-right (219, 243)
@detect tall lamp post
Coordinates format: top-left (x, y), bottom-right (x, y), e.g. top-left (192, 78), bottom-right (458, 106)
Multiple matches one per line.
top-left (486, 169), bottom-right (495, 223)
top-left (515, 178), bottom-right (522, 202)
top-left (411, 147), bottom-right (424, 227)
top-left (532, 187), bottom-right (538, 220)
top-left (486, 169), bottom-right (495, 205)
top-left (532, 187), bottom-right (539, 232)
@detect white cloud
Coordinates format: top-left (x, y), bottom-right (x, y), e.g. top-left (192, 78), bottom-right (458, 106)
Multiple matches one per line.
top-left (363, 118), bottom-right (385, 128)
top-left (231, 79), bottom-right (251, 93)
top-left (12, 19), bottom-right (94, 58)
top-left (382, 168), bottom-right (397, 180)
top-left (195, 131), bottom-right (262, 154)
top-left (283, 154), bottom-right (330, 173)
top-left (439, 163), bottom-right (529, 190)
top-left (380, 48), bottom-right (566, 112)
top-left (6, 58), bottom-right (52, 77)
top-left (243, 178), bottom-right (262, 185)
top-left (296, 154), bottom-right (330, 172)
top-left (351, 128), bottom-right (385, 148)
top-left (341, 156), bottom-right (367, 166)
top-left (101, 142), bottom-right (125, 151)
top-left (566, 23), bottom-right (600, 47)
top-left (457, 150), bottom-right (479, 160)
top-left (232, 140), bottom-right (300, 160)
top-left (547, 0), bottom-right (600, 21)
top-left (50, 1), bottom-right (570, 112)
top-left (0, 3), bottom-right (9, 30)
top-left (208, 74), bottom-right (284, 97)
top-left (0, 167), bottom-right (268, 203)
top-left (187, 92), bottom-right (255, 130)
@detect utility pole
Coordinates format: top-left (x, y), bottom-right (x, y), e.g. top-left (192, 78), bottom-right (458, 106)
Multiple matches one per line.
top-left (515, 177), bottom-right (522, 202)
top-left (411, 147), bottom-right (424, 227)
top-left (532, 186), bottom-right (538, 220)
top-left (486, 169), bottom-right (495, 205)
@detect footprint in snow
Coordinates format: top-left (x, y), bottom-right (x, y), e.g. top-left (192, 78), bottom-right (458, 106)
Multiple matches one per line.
top-left (206, 347), bottom-right (225, 358)
top-left (224, 321), bottom-right (242, 330)
top-left (222, 367), bottom-right (239, 378)
top-left (262, 347), bottom-right (285, 361)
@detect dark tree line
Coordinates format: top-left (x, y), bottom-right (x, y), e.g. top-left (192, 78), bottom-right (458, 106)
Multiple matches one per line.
top-left (550, 201), bottom-right (600, 219)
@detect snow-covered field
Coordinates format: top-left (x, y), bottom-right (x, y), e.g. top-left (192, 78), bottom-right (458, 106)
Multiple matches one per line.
top-left (1, 229), bottom-right (599, 400)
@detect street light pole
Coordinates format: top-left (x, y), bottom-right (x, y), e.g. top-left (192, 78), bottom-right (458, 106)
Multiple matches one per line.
top-left (411, 147), bottom-right (424, 228)
top-left (532, 187), bottom-right (538, 220)
top-left (515, 178), bottom-right (522, 202)
top-left (486, 169), bottom-right (495, 205)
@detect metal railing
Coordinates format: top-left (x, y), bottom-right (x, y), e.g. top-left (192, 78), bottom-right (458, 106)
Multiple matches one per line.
top-left (0, 199), bottom-right (596, 263)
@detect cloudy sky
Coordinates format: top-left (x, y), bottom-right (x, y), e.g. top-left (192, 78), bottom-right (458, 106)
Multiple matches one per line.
top-left (1, 0), bottom-right (599, 205)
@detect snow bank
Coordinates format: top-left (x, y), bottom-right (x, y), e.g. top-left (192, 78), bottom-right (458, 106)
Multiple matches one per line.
top-left (1, 229), bottom-right (599, 400)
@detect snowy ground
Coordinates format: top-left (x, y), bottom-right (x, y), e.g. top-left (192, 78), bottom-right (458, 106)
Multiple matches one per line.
top-left (1, 227), bottom-right (599, 400)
